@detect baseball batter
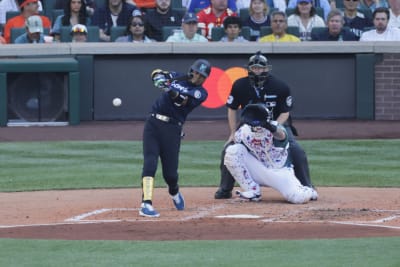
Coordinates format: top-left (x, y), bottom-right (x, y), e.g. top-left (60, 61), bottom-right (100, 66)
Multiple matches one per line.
top-left (139, 59), bottom-right (211, 218)
top-left (215, 51), bottom-right (318, 200)
top-left (224, 104), bottom-right (314, 203)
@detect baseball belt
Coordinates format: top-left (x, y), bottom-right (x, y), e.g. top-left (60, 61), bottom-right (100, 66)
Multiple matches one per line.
top-left (150, 113), bottom-right (182, 126)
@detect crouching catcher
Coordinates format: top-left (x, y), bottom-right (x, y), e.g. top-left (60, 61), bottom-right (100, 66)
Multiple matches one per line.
top-left (224, 103), bottom-right (316, 204)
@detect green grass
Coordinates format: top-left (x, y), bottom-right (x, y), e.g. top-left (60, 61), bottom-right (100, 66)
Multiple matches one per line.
top-left (1, 140), bottom-right (400, 192)
top-left (1, 139), bottom-right (400, 266)
top-left (0, 237), bottom-right (400, 267)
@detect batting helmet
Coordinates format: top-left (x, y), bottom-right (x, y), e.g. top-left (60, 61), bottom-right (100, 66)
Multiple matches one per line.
top-left (248, 51), bottom-right (271, 88)
top-left (189, 59), bottom-right (211, 78)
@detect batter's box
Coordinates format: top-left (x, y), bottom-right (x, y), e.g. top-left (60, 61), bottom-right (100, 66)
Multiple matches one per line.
top-left (65, 205), bottom-right (227, 223)
top-left (294, 208), bottom-right (400, 225)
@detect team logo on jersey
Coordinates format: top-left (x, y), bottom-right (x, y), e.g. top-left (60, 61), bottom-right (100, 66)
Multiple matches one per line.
top-left (286, 96), bottom-right (293, 107)
top-left (194, 90), bottom-right (202, 99)
top-left (227, 95), bottom-right (233, 104)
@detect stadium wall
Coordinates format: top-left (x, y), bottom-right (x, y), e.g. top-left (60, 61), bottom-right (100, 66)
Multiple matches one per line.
top-left (0, 42), bottom-right (399, 125)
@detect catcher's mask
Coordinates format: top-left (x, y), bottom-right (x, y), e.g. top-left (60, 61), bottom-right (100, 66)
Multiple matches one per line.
top-left (248, 51), bottom-right (272, 88)
top-left (240, 103), bottom-right (272, 128)
top-left (189, 59), bottom-right (211, 78)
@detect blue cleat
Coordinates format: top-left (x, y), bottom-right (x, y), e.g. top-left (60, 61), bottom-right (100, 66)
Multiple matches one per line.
top-left (139, 203), bottom-right (160, 217)
top-left (172, 192), bottom-right (185, 210)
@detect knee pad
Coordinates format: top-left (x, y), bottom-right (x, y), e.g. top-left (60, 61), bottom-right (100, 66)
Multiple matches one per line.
top-left (224, 144), bottom-right (246, 168)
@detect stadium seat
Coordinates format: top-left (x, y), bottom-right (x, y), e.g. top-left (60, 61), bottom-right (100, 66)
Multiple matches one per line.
top-left (42, 0), bottom-right (58, 17)
top-left (162, 26), bottom-right (181, 41)
top-left (52, 9), bottom-right (64, 26)
top-left (310, 26), bottom-right (327, 37)
top-left (110, 26), bottom-right (126, 42)
top-left (6, 11), bottom-right (21, 22)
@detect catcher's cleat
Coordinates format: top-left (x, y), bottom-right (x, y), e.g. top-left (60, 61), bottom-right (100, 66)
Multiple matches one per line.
top-left (139, 203), bottom-right (160, 218)
top-left (235, 190), bottom-right (261, 202)
top-left (172, 192), bottom-right (185, 210)
top-left (214, 189), bottom-right (232, 199)
top-left (310, 187), bottom-right (319, 201)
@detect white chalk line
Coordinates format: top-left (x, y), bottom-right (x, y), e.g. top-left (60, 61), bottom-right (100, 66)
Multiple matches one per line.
top-left (1, 208), bottom-right (399, 230)
top-left (65, 208), bottom-right (136, 222)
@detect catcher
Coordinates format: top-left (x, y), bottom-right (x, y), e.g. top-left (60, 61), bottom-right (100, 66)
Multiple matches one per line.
top-left (224, 103), bottom-right (314, 204)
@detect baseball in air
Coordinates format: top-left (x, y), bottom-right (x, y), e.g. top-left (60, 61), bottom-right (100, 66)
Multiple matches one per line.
top-left (113, 98), bottom-right (122, 107)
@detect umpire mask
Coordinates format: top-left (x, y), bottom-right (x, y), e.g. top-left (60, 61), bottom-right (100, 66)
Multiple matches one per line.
top-left (248, 51), bottom-right (271, 88)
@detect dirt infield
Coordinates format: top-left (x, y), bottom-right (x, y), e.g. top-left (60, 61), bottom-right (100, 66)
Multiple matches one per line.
top-left (0, 119), bottom-right (400, 240)
top-left (0, 187), bottom-right (400, 240)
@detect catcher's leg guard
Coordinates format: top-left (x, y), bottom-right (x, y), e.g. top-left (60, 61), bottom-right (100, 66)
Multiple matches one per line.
top-left (142, 176), bottom-right (154, 204)
top-left (224, 144), bottom-right (261, 197)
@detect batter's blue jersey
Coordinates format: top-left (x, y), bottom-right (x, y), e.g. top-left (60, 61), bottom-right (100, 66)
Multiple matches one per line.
top-left (150, 72), bottom-right (208, 124)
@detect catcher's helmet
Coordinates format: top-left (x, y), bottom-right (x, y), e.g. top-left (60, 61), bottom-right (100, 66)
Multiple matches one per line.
top-left (189, 59), bottom-right (211, 78)
top-left (240, 103), bottom-right (272, 127)
top-left (248, 51), bottom-right (271, 88)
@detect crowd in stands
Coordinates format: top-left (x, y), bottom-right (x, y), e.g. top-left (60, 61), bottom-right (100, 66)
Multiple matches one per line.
top-left (0, 0), bottom-right (399, 44)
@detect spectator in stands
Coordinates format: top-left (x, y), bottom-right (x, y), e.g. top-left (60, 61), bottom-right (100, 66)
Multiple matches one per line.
top-left (388, 0), bottom-right (400, 28)
top-left (3, 0), bottom-right (51, 43)
top-left (115, 9), bottom-right (155, 42)
top-left (312, 9), bottom-right (358, 40)
top-left (52, 0), bottom-right (89, 42)
top-left (219, 15), bottom-right (248, 41)
top-left (287, 0), bottom-right (325, 41)
top-left (358, 0), bottom-right (388, 13)
top-left (241, 0), bottom-right (270, 41)
top-left (259, 10), bottom-right (301, 41)
top-left (360, 7), bottom-right (400, 40)
top-left (14, 14), bottom-right (45, 43)
top-left (165, 12), bottom-right (208, 42)
top-left (0, 0), bottom-right (43, 25)
top-left (92, 0), bottom-right (136, 42)
top-left (197, 0), bottom-right (237, 40)
top-left (288, 0), bottom-right (331, 20)
top-left (144, 0), bottom-right (184, 41)
top-left (342, 0), bottom-right (373, 40)
top-left (236, 0), bottom-right (286, 12)
top-left (55, 0), bottom-right (95, 17)
top-left (70, 23), bottom-right (88, 41)
top-left (188, 0), bottom-right (237, 13)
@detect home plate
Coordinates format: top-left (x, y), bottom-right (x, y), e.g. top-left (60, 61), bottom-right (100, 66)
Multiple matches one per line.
top-left (215, 214), bottom-right (262, 219)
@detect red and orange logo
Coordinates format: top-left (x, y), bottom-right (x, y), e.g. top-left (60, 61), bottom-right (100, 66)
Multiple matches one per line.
top-left (202, 67), bottom-right (247, 109)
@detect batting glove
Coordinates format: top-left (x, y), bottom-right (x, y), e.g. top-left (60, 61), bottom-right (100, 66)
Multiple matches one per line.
top-left (153, 74), bottom-right (171, 91)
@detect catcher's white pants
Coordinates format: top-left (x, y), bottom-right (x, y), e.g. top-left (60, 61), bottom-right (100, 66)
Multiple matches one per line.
top-left (225, 144), bottom-right (312, 204)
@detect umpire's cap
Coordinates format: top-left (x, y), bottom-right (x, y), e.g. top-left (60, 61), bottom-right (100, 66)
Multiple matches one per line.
top-left (190, 59), bottom-right (211, 78)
